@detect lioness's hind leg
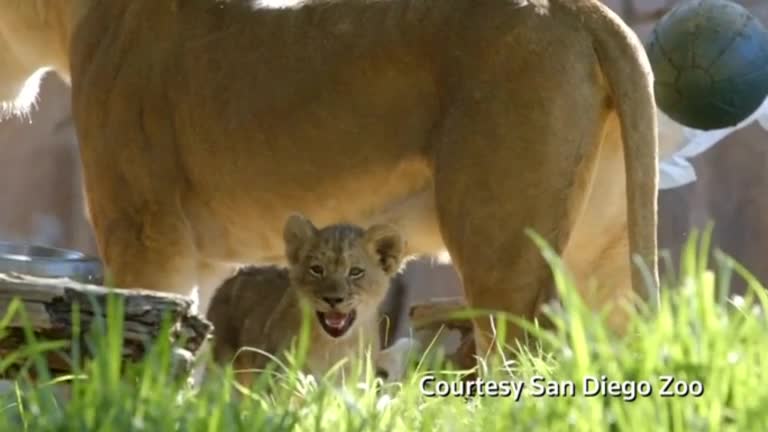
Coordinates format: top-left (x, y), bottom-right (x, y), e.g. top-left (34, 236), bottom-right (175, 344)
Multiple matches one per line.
top-left (432, 83), bottom-right (604, 362)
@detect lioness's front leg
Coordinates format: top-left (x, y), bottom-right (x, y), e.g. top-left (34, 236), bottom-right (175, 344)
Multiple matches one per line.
top-left (95, 208), bottom-right (199, 297)
top-left (196, 260), bottom-right (238, 315)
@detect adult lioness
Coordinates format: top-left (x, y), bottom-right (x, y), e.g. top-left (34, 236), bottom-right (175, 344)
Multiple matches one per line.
top-left (206, 214), bottom-right (409, 385)
top-left (0, 0), bottom-right (658, 361)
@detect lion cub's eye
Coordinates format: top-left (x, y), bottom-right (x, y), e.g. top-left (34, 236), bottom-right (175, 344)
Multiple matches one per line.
top-left (309, 265), bottom-right (325, 277)
top-left (348, 267), bottom-right (365, 279)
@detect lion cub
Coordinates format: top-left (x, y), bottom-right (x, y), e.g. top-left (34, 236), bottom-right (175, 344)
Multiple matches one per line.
top-left (206, 213), bottom-right (406, 386)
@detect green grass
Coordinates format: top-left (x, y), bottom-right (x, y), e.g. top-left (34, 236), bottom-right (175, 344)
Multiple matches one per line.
top-left (2, 227), bottom-right (768, 431)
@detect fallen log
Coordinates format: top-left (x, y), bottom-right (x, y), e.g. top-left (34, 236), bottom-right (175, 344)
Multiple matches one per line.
top-left (409, 296), bottom-right (474, 333)
top-left (408, 297), bottom-right (476, 371)
top-left (0, 272), bottom-right (212, 379)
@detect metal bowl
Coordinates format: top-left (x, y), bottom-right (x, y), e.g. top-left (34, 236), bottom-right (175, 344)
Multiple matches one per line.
top-left (0, 241), bottom-right (103, 284)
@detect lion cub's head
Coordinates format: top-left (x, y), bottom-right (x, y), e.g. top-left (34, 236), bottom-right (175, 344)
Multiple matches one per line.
top-left (283, 213), bottom-right (405, 339)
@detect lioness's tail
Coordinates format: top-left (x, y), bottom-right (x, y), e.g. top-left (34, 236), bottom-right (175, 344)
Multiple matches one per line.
top-left (559, 0), bottom-right (660, 304)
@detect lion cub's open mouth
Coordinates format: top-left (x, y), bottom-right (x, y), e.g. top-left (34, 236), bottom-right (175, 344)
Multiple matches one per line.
top-left (316, 310), bottom-right (357, 338)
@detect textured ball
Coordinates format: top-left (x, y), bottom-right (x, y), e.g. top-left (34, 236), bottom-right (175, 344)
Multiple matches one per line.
top-left (645, 0), bottom-right (768, 130)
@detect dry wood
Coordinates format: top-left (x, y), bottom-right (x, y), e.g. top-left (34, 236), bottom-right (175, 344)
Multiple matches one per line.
top-left (408, 296), bottom-right (477, 372)
top-left (408, 296), bottom-right (474, 334)
top-left (0, 272), bottom-right (212, 378)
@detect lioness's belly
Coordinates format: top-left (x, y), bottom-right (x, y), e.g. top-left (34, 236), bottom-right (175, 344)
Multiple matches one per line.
top-left (71, 0), bottom-right (589, 267)
top-left (181, 156), bottom-right (440, 264)
top-left (165, 17), bottom-right (444, 263)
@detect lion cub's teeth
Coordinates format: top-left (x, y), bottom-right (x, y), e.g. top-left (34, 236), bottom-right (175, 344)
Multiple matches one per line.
top-left (323, 311), bottom-right (349, 329)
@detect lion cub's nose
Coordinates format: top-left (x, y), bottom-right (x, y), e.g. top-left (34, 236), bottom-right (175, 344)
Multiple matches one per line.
top-left (322, 297), bottom-right (344, 308)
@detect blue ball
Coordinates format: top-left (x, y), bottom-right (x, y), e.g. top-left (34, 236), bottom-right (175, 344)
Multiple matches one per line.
top-left (645, 0), bottom-right (768, 130)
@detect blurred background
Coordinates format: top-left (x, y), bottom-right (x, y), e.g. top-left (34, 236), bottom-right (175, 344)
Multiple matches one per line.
top-left (1, 0), bottom-right (768, 340)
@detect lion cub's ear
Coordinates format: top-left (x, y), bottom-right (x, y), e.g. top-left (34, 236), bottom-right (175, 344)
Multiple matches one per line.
top-left (364, 224), bottom-right (405, 276)
top-left (283, 213), bottom-right (318, 265)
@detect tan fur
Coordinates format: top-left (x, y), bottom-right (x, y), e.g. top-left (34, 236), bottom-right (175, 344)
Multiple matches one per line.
top-left (206, 214), bottom-right (406, 386)
top-left (0, 0), bottom-right (659, 360)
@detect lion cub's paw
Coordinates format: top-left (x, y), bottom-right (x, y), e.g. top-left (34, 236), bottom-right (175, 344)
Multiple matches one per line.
top-left (374, 337), bottom-right (422, 383)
